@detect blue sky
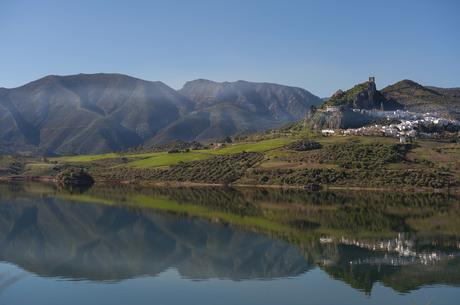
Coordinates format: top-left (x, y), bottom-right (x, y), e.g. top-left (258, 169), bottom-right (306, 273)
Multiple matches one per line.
top-left (0, 0), bottom-right (459, 96)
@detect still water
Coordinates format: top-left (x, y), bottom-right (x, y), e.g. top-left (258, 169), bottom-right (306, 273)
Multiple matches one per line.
top-left (0, 183), bottom-right (459, 305)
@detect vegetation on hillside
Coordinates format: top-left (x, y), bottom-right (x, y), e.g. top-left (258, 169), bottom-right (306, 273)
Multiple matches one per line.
top-left (308, 142), bottom-right (410, 170)
top-left (285, 139), bottom-right (322, 151)
top-left (382, 79), bottom-right (460, 120)
top-left (324, 82), bottom-right (369, 107)
top-left (92, 152), bottom-right (263, 184)
top-left (2, 133), bottom-right (459, 190)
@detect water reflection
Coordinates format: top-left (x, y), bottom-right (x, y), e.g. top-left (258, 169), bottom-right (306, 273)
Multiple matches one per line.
top-left (0, 183), bottom-right (459, 295)
top-left (0, 195), bottom-right (309, 281)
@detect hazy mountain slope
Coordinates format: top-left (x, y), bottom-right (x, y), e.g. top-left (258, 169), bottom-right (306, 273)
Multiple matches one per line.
top-left (152, 103), bottom-right (282, 143)
top-left (153, 79), bottom-right (323, 142)
top-left (180, 79), bottom-right (322, 120)
top-left (382, 80), bottom-right (460, 119)
top-left (0, 75), bottom-right (322, 155)
top-left (0, 74), bottom-right (193, 155)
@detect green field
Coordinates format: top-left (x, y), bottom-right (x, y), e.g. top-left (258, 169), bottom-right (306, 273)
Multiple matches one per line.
top-left (44, 135), bottom-right (460, 189)
top-left (53, 137), bottom-right (296, 168)
top-left (203, 137), bottom-right (295, 155)
top-left (127, 152), bottom-right (210, 168)
top-left (128, 138), bottom-right (295, 168)
top-left (54, 152), bottom-right (120, 162)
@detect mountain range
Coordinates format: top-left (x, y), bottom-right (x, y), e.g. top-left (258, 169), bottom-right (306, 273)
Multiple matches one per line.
top-left (0, 74), bottom-right (321, 155)
top-left (1, 73), bottom-right (459, 155)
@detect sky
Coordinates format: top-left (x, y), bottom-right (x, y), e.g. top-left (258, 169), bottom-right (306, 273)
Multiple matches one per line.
top-left (0, 0), bottom-right (459, 97)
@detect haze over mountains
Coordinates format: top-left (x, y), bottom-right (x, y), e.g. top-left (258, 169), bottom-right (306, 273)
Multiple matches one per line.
top-left (0, 73), bottom-right (321, 155)
top-left (155, 79), bottom-right (320, 143)
top-left (0, 73), bottom-right (459, 156)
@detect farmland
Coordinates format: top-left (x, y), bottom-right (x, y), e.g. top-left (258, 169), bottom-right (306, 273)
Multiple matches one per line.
top-left (2, 134), bottom-right (459, 191)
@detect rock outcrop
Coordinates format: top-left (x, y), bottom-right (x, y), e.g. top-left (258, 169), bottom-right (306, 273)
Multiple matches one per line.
top-left (304, 78), bottom-right (402, 129)
top-left (324, 78), bottom-right (401, 111)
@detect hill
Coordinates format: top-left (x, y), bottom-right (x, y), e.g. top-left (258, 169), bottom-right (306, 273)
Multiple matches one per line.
top-left (305, 78), bottom-right (401, 129)
top-left (151, 79), bottom-right (322, 143)
top-left (0, 73), bottom-right (193, 155)
top-left (324, 78), bottom-right (401, 110)
top-left (3, 133), bottom-right (458, 191)
top-left (306, 77), bottom-right (460, 129)
top-left (382, 79), bottom-right (460, 119)
top-left (0, 75), bottom-right (321, 155)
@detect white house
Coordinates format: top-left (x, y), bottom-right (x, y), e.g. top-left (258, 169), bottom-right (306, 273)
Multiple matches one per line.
top-left (322, 129), bottom-right (335, 136)
top-left (325, 106), bottom-right (340, 112)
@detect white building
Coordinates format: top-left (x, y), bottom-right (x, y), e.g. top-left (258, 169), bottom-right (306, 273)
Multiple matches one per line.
top-left (325, 106), bottom-right (340, 112)
top-left (322, 129), bottom-right (335, 136)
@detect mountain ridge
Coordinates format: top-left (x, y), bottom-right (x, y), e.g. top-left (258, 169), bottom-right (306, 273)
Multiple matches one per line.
top-left (2, 74), bottom-right (459, 156)
top-left (0, 73), bottom-right (322, 155)
top-left (382, 79), bottom-right (460, 119)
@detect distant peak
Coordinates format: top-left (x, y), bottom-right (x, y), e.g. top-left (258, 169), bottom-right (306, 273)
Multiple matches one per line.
top-left (383, 79), bottom-right (442, 96)
top-left (182, 79), bottom-right (218, 86)
top-left (383, 79), bottom-right (427, 91)
top-left (181, 79), bottom-right (304, 90)
top-left (14, 73), bottom-right (169, 90)
top-left (394, 79), bottom-right (422, 87)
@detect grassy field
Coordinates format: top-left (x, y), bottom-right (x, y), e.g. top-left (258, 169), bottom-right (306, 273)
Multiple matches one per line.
top-left (127, 152), bottom-right (210, 168)
top-left (203, 138), bottom-right (295, 155)
top-left (49, 135), bottom-right (460, 175)
top-left (0, 155), bottom-right (13, 166)
top-left (54, 152), bottom-right (120, 162)
top-left (22, 163), bottom-right (56, 176)
top-left (53, 136), bottom-right (390, 164)
top-left (52, 137), bottom-right (297, 168)
top-left (21, 134), bottom-right (460, 189)
top-left (127, 138), bottom-right (294, 168)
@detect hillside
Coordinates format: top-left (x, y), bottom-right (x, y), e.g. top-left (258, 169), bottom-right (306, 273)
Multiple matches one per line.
top-left (2, 132), bottom-right (458, 191)
top-left (152, 79), bottom-right (322, 143)
top-left (0, 75), bottom-right (321, 155)
top-left (306, 78), bottom-right (460, 129)
top-left (382, 80), bottom-right (460, 119)
top-left (180, 79), bottom-right (320, 119)
top-left (304, 78), bottom-right (404, 130)
top-left (0, 74), bottom-right (192, 155)
top-left (324, 79), bottom-right (400, 110)
top-left (2, 74), bottom-right (458, 156)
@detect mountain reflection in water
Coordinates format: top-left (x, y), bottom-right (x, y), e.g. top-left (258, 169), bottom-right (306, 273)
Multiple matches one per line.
top-left (0, 183), bottom-right (459, 296)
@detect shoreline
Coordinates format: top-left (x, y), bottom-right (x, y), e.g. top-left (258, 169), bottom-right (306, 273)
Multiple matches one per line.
top-left (1, 175), bottom-right (457, 194)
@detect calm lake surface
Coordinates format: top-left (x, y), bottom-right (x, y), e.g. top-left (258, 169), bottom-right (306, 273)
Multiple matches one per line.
top-left (0, 183), bottom-right (459, 305)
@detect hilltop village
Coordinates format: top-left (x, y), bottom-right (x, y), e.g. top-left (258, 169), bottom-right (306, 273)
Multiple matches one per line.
top-left (310, 77), bottom-right (460, 143)
top-left (330, 108), bottom-right (459, 142)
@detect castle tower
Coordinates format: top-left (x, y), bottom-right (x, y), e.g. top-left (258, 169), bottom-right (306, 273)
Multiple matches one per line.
top-left (369, 76), bottom-right (375, 83)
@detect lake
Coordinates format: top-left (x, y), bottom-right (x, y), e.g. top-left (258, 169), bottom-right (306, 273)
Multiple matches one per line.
top-left (0, 183), bottom-right (459, 305)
